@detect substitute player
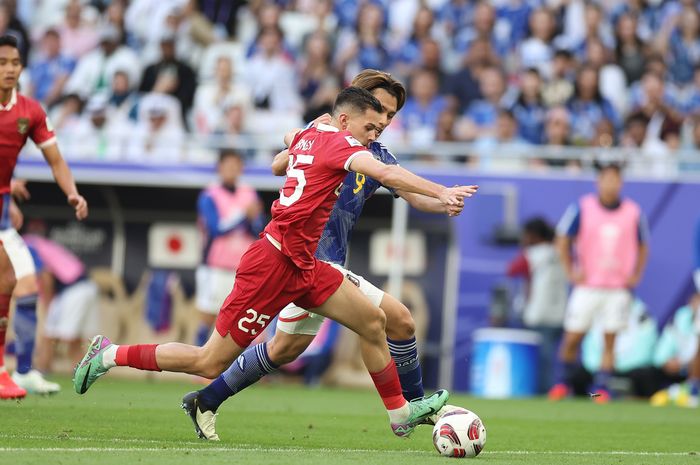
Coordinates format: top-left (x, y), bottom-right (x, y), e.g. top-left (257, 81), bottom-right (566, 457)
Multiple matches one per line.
top-left (186, 70), bottom-right (468, 423)
top-left (0, 35), bottom-right (88, 399)
top-left (549, 162), bottom-right (649, 402)
top-left (194, 149), bottom-right (264, 347)
top-left (74, 87), bottom-right (476, 439)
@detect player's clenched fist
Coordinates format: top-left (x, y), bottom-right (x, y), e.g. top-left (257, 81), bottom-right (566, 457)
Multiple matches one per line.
top-left (68, 193), bottom-right (88, 220)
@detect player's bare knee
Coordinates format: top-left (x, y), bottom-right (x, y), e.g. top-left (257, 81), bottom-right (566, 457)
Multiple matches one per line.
top-left (363, 307), bottom-right (387, 343)
top-left (389, 310), bottom-right (415, 340)
top-left (0, 269), bottom-right (16, 294)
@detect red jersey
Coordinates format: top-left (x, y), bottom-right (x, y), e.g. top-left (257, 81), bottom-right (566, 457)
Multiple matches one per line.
top-left (264, 124), bottom-right (370, 270)
top-left (0, 89), bottom-right (56, 194)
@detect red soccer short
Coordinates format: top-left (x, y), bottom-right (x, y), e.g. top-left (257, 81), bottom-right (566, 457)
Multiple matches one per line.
top-left (215, 237), bottom-right (343, 348)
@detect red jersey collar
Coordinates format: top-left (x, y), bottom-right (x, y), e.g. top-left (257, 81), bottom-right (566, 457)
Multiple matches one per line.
top-left (0, 89), bottom-right (17, 111)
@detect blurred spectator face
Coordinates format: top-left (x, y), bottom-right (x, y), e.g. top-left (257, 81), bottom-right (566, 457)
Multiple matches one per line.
top-left (112, 71), bottom-right (130, 94)
top-left (584, 4), bottom-right (602, 32)
top-left (421, 39), bottom-right (441, 69)
top-left (413, 7), bottom-right (434, 37)
top-left (679, 8), bottom-right (699, 37)
top-left (496, 112), bottom-right (517, 140)
top-left (645, 56), bottom-right (667, 77)
top-left (160, 38), bottom-right (176, 61)
top-left (594, 119), bottom-right (615, 147)
top-left (259, 3), bottom-right (281, 29)
top-left (259, 28), bottom-right (282, 57)
top-left (0, 5), bottom-right (7, 32)
top-left (218, 153), bottom-right (243, 185)
top-left (411, 70), bottom-right (438, 103)
top-left (42, 30), bottom-right (61, 58)
top-left (545, 107), bottom-right (570, 144)
top-left (358, 3), bottom-right (383, 34)
top-left (552, 52), bottom-right (573, 78)
top-left (596, 167), bottom-right (623, 202)
top-left (473, 3), bottom-right (495, 35)
top-left (305, 33), bottom-right (330, 62)
top-left (616, 13), bottom-right (637, 43)
top-left (215, 57), bottom-right (233, 83)
top-left (521, 70), bottom-right (541, 99)
top-left (480, 67), bottom-right (505, 102)
top-left (224, 104), bottom-right (244, 133)
top-left (586, 40), bottom-right (607, 68)
top-left (65, 1), bottom-right (82, 28)
top-left (466, 38), bottom-right (494, 67)
top-left (641, 72), bottom-right (664, 105)
top-left (436, 109), bottom-right (457, 141)
top-left (530, 9), bottom-right (554, 42)
top-left (623, 114), bottom-right (647, 147)
top-left (576, 67), bottom-right (599, 99)
top-left (90, 110), bottom-right (107, 128)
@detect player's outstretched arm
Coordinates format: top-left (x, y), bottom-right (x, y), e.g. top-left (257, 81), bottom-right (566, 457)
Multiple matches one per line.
top-left (395, 190), bottom-right (469, 217)
top-left (271, 149), bottom-right (290, 176)
top-left (41, 144), bottom-right (88, 220)
top-left (349, 154), bottom-right (477, 206)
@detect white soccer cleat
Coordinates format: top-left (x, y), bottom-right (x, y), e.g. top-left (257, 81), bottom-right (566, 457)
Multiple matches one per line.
top-left (181, 391), bottom-right (220, 441)
top-left (12, 370), bottom-right (61, 395)
top-left (427, 404), bottom-right (463, 426)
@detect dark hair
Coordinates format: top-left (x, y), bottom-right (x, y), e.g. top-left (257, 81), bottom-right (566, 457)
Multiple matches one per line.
top-left (523, 217), bottom-right (554, 242)
top-left (351, 69), bottom-right (407, 111)
top-left (332, 86), bottom-right (383, 116)
top-left (218, 148), bottom-right (243, 163)
top-left (0, 35), bottom-right (19, 50)
top-left (593, 160), bottom-right (624, 174)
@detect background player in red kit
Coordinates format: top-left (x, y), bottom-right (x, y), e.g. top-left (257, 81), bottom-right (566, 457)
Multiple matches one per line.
top-left (74, 87), bottom-right (476, 439)
top-left (0, 35), bottom-right (88, 399)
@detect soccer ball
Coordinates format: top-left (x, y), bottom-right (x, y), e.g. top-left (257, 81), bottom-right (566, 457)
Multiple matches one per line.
top-left (432, 408), bottom-right (486, 458)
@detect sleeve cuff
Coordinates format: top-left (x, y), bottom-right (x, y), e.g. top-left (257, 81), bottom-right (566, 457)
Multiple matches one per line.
top-left (344, 150), bottom-right (372, 171)
top-left (37, 136), bottom-right (58, 149)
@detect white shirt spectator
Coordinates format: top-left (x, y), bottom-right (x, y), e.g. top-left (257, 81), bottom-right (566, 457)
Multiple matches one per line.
top-left (127, 93), bottom-right (185, 164)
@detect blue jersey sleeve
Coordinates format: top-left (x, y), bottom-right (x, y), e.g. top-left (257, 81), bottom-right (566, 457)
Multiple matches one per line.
top-left (371, 142), bottom-right (400, 198)
top-left (556, 202), bottom-right (580, 237)
top-left (197, 192), bottom-right (220, 238)
top-left (27, 244), bottom-right (44, 273)
top-left (637, 211), bottom-right (650, 244)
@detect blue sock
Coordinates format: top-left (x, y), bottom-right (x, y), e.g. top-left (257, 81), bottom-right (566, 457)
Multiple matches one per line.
top-left (689, 380), bottom-right (699, 396)
top-left (195, 323), bottom-right (211, 347)
top-left (13, 294), bottom-right (38, 375)
top-left (198, 342), bottom-right (278, 411)
top-left (594, 370), bottom-right (612, 391)
top-left (388, 337), bottom-right (424, 401)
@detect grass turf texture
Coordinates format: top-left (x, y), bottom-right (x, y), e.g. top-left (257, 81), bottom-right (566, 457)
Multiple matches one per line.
top-left (1, 376), bottom-right (698, 465)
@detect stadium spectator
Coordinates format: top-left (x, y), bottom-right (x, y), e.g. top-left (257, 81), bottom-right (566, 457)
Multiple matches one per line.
top-left (243, 26), bottom-right (301, 114)
top-left (193, 56), bottom-right (250, 135)
top-left (566, 65), bottom-right (620, 145)
top-left (0, 1), bottom-right (29, 65)
top-left (454, 2), bottom-right (507, 60)
top-left (194, 149), bottom-right (264, 348)
top-left (443, 41), bottom-right (482, 114)
top-left (392, 6), bottom-right (439, 78)
top-left (472, 109), bottom-right (530, 170)
top-left (621, 112), bottom-right (649, 148)
top-left (106, 70), bottom-right (139, 125)
top-left (28, 29), bottom-right (76, 107)
top-left (507, 217), bottom-right (567, 393)
top-left (48, 93), bottom-right (84, 134)
top-left (127, 93), bottom-right (185, 163)
top-left (550, 162), bottom-right (649, 403)
top-left (614, 12), bottom-right (648, 85)
top-left (197, 0), bottom-right (245, 37)
top-left (585, 38), bottom-right (628, 117)
top-left (510, 68), bottom-right (547, 144)
top-left (64, 25), bottom-right (140, 99)
top-left (335, 3), bottom-right (389, 85)
top-left (459, 65), bottom-right (508, 140)
top-left (418, 38), bottom-right (446, 89)
top-left (139, 32), bottom-right (197, 126)
top-left (297, 31), bottom-right (333, 113)
top-left (57, 0), bottom-right (100, 59)
top-left (399, 68), bottom-right (448, 147)
top-left (518, 8), bottom-right (556, 78)
top-left (543, 106), bottom-right (572, 147)
top-left (70, 94), bottom-right (130, 161)
top-left (657, 6), bottom-right (700, 85)
top-left (541, 48), bottom-right (575, 107)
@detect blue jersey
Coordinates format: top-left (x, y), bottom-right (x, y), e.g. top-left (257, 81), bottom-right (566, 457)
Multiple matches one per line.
top-left (315, 141), bottom-right (398, 265)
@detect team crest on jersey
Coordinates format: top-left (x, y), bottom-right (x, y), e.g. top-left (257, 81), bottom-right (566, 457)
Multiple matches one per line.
top-left (17, 117), bottom-right (29, 135)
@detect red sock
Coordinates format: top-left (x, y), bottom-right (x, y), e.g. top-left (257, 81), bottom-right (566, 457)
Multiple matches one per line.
top-left (115, 344), bottom-right (161, 371)
top-left (369, 359), bottom-right (406, 410)
top-left (0, 294), bottom-right (11, 367)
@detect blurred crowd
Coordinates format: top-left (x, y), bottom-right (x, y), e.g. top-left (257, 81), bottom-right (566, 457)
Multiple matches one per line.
top-left (5, 0), bottom-right (700, 167)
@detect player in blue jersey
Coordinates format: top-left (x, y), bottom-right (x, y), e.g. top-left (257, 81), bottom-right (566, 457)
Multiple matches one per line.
top-left (187, 70), bottom-right (474, 430)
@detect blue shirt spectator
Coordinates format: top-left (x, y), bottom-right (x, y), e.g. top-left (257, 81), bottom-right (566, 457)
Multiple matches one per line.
top-left (29, 29), bottom-right (76, 106)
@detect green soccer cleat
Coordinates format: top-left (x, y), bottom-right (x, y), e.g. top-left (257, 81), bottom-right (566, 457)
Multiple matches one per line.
top-left (391, 389), bottom-right (450, 437)
top-left (73, 335), bottom-right (112, 394)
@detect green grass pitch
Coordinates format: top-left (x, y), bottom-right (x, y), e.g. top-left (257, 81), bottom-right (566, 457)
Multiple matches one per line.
top-left (1, 376), bottom-right (698, 465)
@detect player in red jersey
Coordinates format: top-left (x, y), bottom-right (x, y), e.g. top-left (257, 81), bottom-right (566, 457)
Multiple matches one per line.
top-left (0, 35), bottom-right (88, 399)
top-left (75, 87), bottom-right (475, 439)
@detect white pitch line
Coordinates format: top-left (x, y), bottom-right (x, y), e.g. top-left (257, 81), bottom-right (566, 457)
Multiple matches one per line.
top-left (0, 447), bottom-right (696, 457)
